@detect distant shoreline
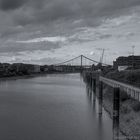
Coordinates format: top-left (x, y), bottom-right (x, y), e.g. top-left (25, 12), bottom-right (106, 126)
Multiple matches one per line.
top-left (0, 72), bottom-right (80, 81)
top-left (0, 73), bottom-right (47, 81)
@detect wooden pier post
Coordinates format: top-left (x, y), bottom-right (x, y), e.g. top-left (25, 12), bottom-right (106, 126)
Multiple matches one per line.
top-left (113, 88), bottom-right (120, 140)
top-left (90, 75), bottom-right (92, 87)
top-left (94, 79), bottom-right (96, 93)
top-left (91, 79), bottom-right (96, 107)
top-left (99, 81), bottom-right (103, 115)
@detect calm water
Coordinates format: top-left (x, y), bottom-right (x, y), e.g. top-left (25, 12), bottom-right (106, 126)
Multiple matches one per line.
top-left (0, 74), bottom-right (113, 140)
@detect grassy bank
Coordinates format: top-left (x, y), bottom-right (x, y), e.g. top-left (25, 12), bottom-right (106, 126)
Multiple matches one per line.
top-left (102, 70), bottom-right (140, 139)
top-left (105, 70), bottom-right (140, 87)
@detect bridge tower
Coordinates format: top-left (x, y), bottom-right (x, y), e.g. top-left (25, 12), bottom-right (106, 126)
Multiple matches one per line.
top-left (81, 55), bottom-right (83, 68)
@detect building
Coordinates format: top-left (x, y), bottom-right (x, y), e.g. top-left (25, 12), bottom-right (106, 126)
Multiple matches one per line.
top-left (10, 63), bottom-right (40, 74)
top-left (40, 65), bottom-right (49, 72)
top-left (113, 55), bottom-right (140, 71)
top-left (53, 66), bottom-right (63, 72)
top-left (0, 63), bottom-right (10, 72)
top-left (33, 65), bottom-right (40, 73)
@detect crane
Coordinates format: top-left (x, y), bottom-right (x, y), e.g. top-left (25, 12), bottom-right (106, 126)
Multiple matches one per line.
top-left (100, 49), bottom-right (105, 64)
top-left (96, 48), bottom-right (106, 65)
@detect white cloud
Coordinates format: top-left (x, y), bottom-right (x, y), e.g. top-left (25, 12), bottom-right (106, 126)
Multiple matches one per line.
top-left (16, 36), bottom-right (67, 43)
top-left (90, 51), bottom-right (95, 55)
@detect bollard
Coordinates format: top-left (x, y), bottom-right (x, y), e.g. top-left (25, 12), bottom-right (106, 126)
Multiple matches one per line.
top-left (99, 81), bottom-right (103, 115)
top-left (89, 89), bottom-right (92, 101)
top-left (91, 78), bottom-right (93, 92)
top-left (94, 79), bottom-right (96, 93)
top-left (113, 88), bottom-right (120, 140)
top-left (90, 76), bottom-right (92, 87)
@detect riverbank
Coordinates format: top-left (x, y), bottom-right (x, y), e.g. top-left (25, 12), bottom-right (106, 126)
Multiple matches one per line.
top-left (105, 70), bottom-right (140, 87)
top-left (102, 71), bottom-right (140, 139)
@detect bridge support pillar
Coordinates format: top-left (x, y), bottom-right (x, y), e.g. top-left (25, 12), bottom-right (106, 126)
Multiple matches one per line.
top-left (113, 88), bottom-right (120, 140)
top-left (99, 81), bottom-right (103, 115)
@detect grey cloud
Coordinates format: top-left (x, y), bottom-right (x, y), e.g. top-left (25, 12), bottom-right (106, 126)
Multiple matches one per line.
top-left (0, 0), bottom-right (140, 38)
top-left (0, 41), bottom-right (61, 53)
top-left (30, 57), bottom-right (59, 65)
top-left (0, 0), bottom-right (27, 10)
top-left (11, 0), bottom-right (140, 26)
top-left (99, 34), bottom-right (112, 39)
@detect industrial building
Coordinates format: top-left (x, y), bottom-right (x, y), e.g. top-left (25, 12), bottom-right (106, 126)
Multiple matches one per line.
top-left (113, 55), bottom-right (140, 71)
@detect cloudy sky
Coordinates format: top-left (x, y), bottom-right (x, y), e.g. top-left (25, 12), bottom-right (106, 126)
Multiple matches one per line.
top-left (0, 0), bottom-right (140, 65)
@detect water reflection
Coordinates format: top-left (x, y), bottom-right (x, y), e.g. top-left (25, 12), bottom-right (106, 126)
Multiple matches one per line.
top-left (0, 74), bottom-right (114, 140)
top-left (113, 115), bottom-right (120, 140)
top-left (86, 84), bottom-right (105, 140)
top-left (85, 77), bottom-right (120, 140)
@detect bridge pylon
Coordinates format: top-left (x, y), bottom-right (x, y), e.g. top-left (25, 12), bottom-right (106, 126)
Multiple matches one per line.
top-left (81, 55), bottom-right (83, 69)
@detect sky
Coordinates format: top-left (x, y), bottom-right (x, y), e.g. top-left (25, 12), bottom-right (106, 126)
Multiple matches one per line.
top-left (0, 0), bottom-right (140, 65)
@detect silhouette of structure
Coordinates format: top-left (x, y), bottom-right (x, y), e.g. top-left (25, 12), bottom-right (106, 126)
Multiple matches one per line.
top-left (52, 55), bottom-right (110, 72)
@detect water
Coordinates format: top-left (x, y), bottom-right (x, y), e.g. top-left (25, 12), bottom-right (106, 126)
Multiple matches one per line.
top-left (0, 73), bottom-right (113, 140)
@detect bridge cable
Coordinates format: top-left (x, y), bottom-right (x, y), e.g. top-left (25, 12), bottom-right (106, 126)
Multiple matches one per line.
top-left (82, 55), bottom-right (111, 66)
top-left (53, 55), bottom-right (81, 66)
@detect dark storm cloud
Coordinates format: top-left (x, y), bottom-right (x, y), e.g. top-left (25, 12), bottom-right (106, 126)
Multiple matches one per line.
top-left (0, 0), bottom-right (27, 10)
top-left (1, 0), bottom-right (139, 26)
top-left (0, 0), bottom-right (140, 36)
top-left (1, 0), bottom-right (140, 16)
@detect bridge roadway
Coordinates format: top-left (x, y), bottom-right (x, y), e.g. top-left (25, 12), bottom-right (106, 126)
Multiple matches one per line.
top-left (99, 76), bottom-right (140, 102)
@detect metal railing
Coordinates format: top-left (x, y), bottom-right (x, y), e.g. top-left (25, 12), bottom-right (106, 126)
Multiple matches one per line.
top-left (99, 76), bottom-right (140, 101)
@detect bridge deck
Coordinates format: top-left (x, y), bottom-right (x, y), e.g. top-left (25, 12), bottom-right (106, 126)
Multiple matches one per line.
top-left (99, 76), bottom-right (140, 102)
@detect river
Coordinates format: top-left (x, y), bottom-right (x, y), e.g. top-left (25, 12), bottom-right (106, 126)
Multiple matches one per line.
top-left (0, 73), bottom-right (113, 140)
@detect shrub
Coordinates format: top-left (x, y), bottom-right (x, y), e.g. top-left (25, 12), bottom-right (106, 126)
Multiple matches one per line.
top-left (120, 91), bottom-right (130, 102)
top-left (132, 102), bottom-right (140, 112)
top-left (121, 106), bottom-right (131, 114)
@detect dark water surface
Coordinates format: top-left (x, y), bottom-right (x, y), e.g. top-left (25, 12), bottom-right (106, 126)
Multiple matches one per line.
top-left (0, 74), bottom-right (113, 140)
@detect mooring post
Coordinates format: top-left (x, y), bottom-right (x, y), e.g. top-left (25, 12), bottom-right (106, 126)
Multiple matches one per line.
top-left (113, 87), bottom-right (120, 140)
top-left (99, 81), bottom-right (103, 115)
top-left (91, 79), bottom-right (96, 106)
top-left (90, 74), bottom-right (91, 87)
top-left (94, 79), bottom-right (96, 93)
top-left (90, 75), bottom-right (93, 99)
top-left (91, 77), bottom-right (93, 91)
top-left (89, 88), bottom-right (92, 100)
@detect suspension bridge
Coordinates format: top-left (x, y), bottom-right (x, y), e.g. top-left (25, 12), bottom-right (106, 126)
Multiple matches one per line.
top-left (52, 55), bottom-right (110, 72)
